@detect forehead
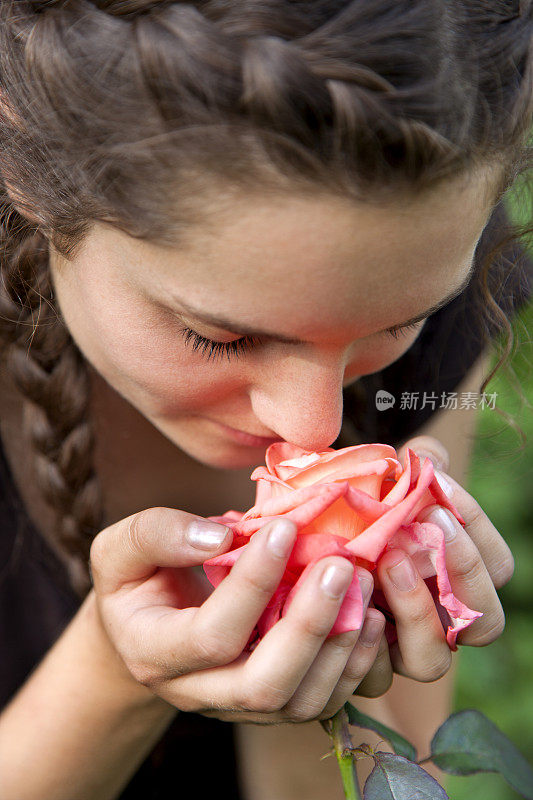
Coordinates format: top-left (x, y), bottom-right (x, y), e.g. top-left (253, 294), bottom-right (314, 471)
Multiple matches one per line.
top-left (111, 167), bottom-right (497, 335)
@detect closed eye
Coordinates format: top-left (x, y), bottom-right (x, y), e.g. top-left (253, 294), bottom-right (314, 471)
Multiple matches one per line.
top-left (178, 318), bottom-right (425, 363)
top-left (384, 320), bottom-right (425, 339)
top-left (178, 326), bottom-right (262, 362)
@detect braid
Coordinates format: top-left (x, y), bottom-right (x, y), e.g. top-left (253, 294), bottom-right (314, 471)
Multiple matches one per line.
top-left (0, 207), bottom-right (105, 599)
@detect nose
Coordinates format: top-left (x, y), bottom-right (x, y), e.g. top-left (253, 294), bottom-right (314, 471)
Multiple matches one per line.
top-left (249, 350), bottom-right (347, 451)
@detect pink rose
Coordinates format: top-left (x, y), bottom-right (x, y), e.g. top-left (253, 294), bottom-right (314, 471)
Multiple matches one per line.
top-left (204, 442), bottom-right (482, 651)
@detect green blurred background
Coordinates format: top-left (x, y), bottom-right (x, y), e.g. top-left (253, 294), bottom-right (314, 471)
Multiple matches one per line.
top-left (446, 187), bottom-right (532, 799)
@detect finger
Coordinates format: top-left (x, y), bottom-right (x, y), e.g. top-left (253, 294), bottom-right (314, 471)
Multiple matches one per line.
top-left (417, 504), bottom-right (506, 646)
top-left (320, 609), bottom-right (387, 714)
top-left (184, 518), bottom-right (300, 664)
top-left (90, 507), bottom-right (232, 594)
top-left (377, 549), bottom-right (452, 682)
top-left (283, 569), bottom-right (375, 720)
top-left (116, 518), bottom-right (299, 679)
top-left (397, 435), bottom-right (450, 473)
top-left (236, 556), bottom-right (355, 713)
top-left (432, 470), bottom-right (514, 589)
top-left (351, 627), bottom-right (393, 699)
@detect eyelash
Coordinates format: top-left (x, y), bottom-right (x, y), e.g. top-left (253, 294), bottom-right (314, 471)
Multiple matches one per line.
top-left (178, 326), bottom-right (263, 362)
top-left (178, 320), bottom-right (423, 363)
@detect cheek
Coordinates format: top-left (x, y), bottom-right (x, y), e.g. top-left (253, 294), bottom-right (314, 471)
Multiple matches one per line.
top-left (54, 279), bottom-right (234, 416)
top-left (345, 328), bottom-right (423, 379)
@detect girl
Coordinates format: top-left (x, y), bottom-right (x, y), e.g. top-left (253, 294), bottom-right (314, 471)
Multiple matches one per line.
top-left (0, 1), bottom-right (530, 798)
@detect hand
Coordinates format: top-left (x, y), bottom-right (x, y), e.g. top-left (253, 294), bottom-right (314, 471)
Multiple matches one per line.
top-left (90, 507), bottom-right (385, 724)
top-left (354, 435), bottom-right (514, 698)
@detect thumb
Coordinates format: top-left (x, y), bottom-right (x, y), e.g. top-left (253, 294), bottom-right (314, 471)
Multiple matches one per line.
top-left (90, 507), bottom-right (232, 595)
top-left (397, 435), bottom-right (449, 472)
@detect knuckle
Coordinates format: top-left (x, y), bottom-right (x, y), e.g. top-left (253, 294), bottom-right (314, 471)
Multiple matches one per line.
top-left (237, 569), bottom-right (278, 599)
top-left (413, 651), bottom-right (452, 683)
top-left (357, 671), bottom-right (393, 698)
top-left (342, 660), bottom-right (371, 685)
top-left (328, 631), bottom-right (360, 656)
top-left (126, 660), bottom-right (161, 689)
top-left (451, 545), bottom-right (483, 586)
top-left (239, 679), bottom-right (289, 714)
top-left (406, 598), bottom-right (438, 627)
top-left (466, 610), bottom-right (506, 646)
top-left (296, 614), bottom-right (337, 640)
top-left (284, 688), bottom-right (327, 721)
top-left (342, 650), bottom-right (377, 685)
top-left (125, 506), bottom-right (174, 559)
top-left (125, 508), bottom-right (155, 556)
top-left (191, 626), bottom-right (238, 666)
top-left (285, 703), bottom-right (321, 723)
top-left (320, 699), bottom-right (346, 720)
top-left (354, 652), bottom-right (393, 698)
top-left (343, 643), bottom-right (379, 682)
top-left (460, 494), bottom-right (485, 528)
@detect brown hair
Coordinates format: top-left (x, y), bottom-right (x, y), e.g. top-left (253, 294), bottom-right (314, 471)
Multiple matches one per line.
top-left (0, 0), bottom-right (531, 598)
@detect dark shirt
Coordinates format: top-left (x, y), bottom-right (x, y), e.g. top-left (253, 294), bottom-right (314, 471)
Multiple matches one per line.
top-left (0, 200), bottom-right (531, 798)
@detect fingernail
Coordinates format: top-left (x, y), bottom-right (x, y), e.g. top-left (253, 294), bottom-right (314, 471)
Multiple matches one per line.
top-left (321, 562), bottom-right (353, 599)
top-left (359, 611), bottom-right (385, 647)
top-left (266, 519), bottom-right (296, 558)
top-left (186, 520), bottom-right (230, 550)
top-left (426, 507), bottom-right (457, 542)
top-left (356, 568), bottom-right (373, 600)
top-left (434, 470), bottom-right (453, 498)
top-left (387, 554), bottom-right (417, 591)
top-left (417, 450), bottom-right (441, 469)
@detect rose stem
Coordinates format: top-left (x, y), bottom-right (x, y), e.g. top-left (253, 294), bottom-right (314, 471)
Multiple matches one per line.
top-left (326, 706), bottom-right (362, 800)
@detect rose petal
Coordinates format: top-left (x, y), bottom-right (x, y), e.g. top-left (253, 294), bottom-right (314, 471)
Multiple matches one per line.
top-left (407, 448), bottom-right (421, 485)
top-left (275, 446), bottom-right (398, 487)
top-left (344, 485), bottom-right (391, 523)
top-left (265, 442), bottom-right (331, 477)
top-left (233, 483), bottom-right (350, 537)
top-left (204, 532), bottom-right (364, 643)
top-left (256, 580), bottom-right (293, 639)
top-left (205, 510), bottom-right (245, 526)
top-left (203, 541), bottom-right (248, 587)
top-left (205, 442), bottom-right (476, 654)
top-left (282, 534), bottom-right (364, 634)
top-left (428, 475), bottom-right (466, 525)
top-left (381, 449), bottom-right (412, 505)
top-left (388, 521), bottom-right (482, 650)
top-left (278, 453), bottom-right (324, 469)
top-left (242, 482), bottom-right (346, 521)
top-left (249, 468), bottom-right (293, 489)
top-left (344, 459), bottom-right (435, 562)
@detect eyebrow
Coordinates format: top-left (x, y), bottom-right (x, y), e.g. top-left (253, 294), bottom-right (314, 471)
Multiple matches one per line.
top-left (170, 260), bottom-right (476, 345)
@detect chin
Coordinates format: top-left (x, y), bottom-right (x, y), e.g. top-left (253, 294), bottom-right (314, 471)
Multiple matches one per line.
top-left (181, 440), bottom-right (267, 471)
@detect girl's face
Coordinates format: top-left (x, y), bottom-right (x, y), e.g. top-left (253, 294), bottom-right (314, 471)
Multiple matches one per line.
top-left (49, 170), bottom-right (497, 469)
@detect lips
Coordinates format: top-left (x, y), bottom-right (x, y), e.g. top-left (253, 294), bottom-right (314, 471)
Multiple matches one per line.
top-left (212, 420), bottom-right (283, 447)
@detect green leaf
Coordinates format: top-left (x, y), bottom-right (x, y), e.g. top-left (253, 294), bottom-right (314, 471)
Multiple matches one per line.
top-left (363, 752), bottom-right (449, 800)
top-left (431, 709), bottom-right (533, 799)
top-left (345, 702), bottom-right (417, 762)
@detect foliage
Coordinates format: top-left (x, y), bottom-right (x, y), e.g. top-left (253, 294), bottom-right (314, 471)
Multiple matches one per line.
top-left (323, 704), bottom-right (533, 799)
top-left (447, 190), bottom-right (533, 800)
